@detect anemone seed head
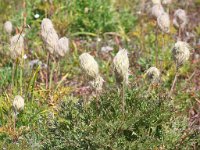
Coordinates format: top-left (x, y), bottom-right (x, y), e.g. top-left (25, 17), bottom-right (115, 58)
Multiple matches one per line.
top-left (41, 18), bottom-right (59, 54)
top-left (89, 75), bottom-right (104, 92)
top-left (157, 12), bottom-right (170, 33)
top-left (4, 21), bottom-right (12, 35)
top-left (13, 95), bottom-right (25, 113)
top-left (172, 41), bottom-right (190, 68)
top-left (151, 4), bottom-right (165, 18)
top-left (113, 49), bottom-right (129, 85)
top-left (10, 34), bottom-right (24, 59)
top-left (79, 53), bottom-right (99, 79)
top-left (173, 9), bottom-right (188, 29)
top-left (145, 67), bottom-right (161, 83)
top-left (55, 37), bottom-right (69, 57)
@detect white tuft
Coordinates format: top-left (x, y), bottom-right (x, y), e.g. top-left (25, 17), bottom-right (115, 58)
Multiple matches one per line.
top-left (10, 34), bottom-right (24, 59)
top-left (55, 37), bottom-right (69, 57)
top-left (4, 21), bottom-right (12, 35)
top-left (145, 67), bottom-right (161, 84)
top-left (173, 9), bottom-right (188, 30)
top-left (113, 49), bottom-right (129, 85)
top-left (157, 12), bottom-right (170, 33)
top-left (89, 75), bottom-right (104, 92)
top-left (79, 53), bottom-right (99, 79)
top-left (151, 4), bottom-right (165, 18)
top-left (13, 95), bottom-right (25, 114)
top-left (41, 18), bottom-right (59, 54)
top-left (172, 41), bottom-right (190, 68)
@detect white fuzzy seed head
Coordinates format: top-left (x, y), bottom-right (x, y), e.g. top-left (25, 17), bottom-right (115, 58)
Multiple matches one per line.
top-left (4, 21), bottom-right (12, 35)
top-left (41, 18), bottom-right (59, 54)
top-left (145, 67), bottom-right (161, 84)
top-left (157, 12), bottom-right (170, 33)
top-left (173, 9), bottom-right (188, 30)
top-left (89, 75), bottom-right (104, 92)
top-left (10, 34), bottom-right (24, 59)
top-left (172, 41), bottom-right (190, 68)
top-left (13, 95), bottom-right (24, 113)
top-left (113, 49), bottom-right (129, 85)
top-left (79, 53), bottom-right (99, 79)
top-left (151, 4), bottom-right (165, 18)
top-left (55, 37), bottom-right (69, 57)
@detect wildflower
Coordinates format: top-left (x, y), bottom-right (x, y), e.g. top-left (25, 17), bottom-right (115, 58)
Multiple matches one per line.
top-left (89, 75), bottom-right (104, 92)
top-left (55, 37), bottom-right (69, 57)
top-left (4, 21), bottom-right (12, 35)
top-left (13, 95), bottom-right (24, 115)
top-left (173, 9), bottom-right (188, 30)
top-left (34, 14), bottom-right (40, 19)
top-left (10, 34), bottom-right (24, 59)
top-left (79, 53), bottom-right (99, 79)
top-left (172, 41), bottom-right (190, 68)
top-left (113, 49), bottom-right (129, 85)
top-left (145, 67), bottom-right (160, 84)
top-left (157, 12), bottom-right (170, 33)
top-left (23, 54), bottom-right (28, 59)
top-left (151, 4), bottom-right (165, 18)
top-left (41, 18), bottom-right (59, 54)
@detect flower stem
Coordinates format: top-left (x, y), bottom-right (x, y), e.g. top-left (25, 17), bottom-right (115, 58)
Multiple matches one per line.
top-left (169, 67), bottom-right (179, 97)
top-left (121, 81), bottom-right (126, 115)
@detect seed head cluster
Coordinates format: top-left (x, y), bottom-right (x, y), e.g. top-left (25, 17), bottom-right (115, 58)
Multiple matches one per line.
top-left (173, 9), bottom-right (188, 30)
top-left (10, 34), bottom-right (24, 59)
top-left (157, 12), bottom-right (170, 33)
top-left (79, 53), bottom-right (104, 92)
top-left (41, 18), bottom-right (69, 57)
top-left (4, 21), bottom-right (12, 35)
top-left (41, 18), bottom-right (59, 54)
top-left (145, 67), bottom-right (161, 84)
top-left (172, 41), bottom-right (190, 68)
top-left (55, 37), bottom-right (69, 57)
top-left (13, 95), bottom-right (25, 114)
top-left (89, 75), bottom-right (104, 92)
top-left (151, 4), bottom-right (165, 19)
top-left (113, 49), bottom-right (129, 85)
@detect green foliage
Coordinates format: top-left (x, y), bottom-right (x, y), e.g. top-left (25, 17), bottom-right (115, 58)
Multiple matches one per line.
top-left (40, 86), bottom-right (196, 149)
top-left (0, 0), bottom-right (199, 149)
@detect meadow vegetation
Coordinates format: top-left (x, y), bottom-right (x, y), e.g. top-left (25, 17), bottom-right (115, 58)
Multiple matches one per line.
top-left (0, 0), bottom-right (200, 149)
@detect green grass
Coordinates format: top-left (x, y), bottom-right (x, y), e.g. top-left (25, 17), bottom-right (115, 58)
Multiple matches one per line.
top-left (0, 0), bottom-right (200, 149)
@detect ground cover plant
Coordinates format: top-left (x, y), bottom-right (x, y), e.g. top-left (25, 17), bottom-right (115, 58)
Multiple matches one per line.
top-left (0, 0), bottom-right (200, 149)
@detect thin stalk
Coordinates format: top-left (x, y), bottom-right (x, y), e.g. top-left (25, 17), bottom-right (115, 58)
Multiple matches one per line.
top-left (155, 24), bottom-right (158, 67)
top-left (46, 52), bottom-right (50, 89)
top-left (11, 62), bottom-right (16, 88)
top-left (15, 60), bottom-right (19, 90)
top-left (160, 33), bottom-right (165, 70)
top-left (95, 90), bottom-right (100, 111)
top-left (20, 67), bottom-right (23, 95)
top-left (19, 50), bottom-right (25, 95)
top-left (14, 113), bottom-right (16, 133)
top-left (178, 27), bottom-right (182, 41)
top-left (49, 59), bottom-right (56, 90)
top-left (169, 66), bottom-right (179, 97)
top-left (31, 66), bottom-right (40, 102)
top-left (121, 81), bottom-right (126, 115)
